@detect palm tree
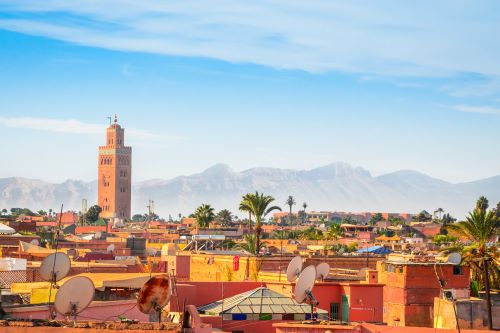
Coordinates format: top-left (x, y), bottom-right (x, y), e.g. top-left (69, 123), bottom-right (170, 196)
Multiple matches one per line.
top-left (446, 200), bottom-right (499, 330)
top-left (193, 204), bottom-right (215, 228)
top-left (434, 207), bottom-right (444, 220)
top-left (285, 195), bottom-right (296, 225)
top-left (476, 196), bottom-right (489, 213)
top-left (237, 234), bottom-right (258, 255)
top-left (240, 191), bottom-right (281, 253)
top-left (216, 209), bottom-right (233, 227)
top-left (302, 202), bottom-right (308, 224)
top-left (239, 193), bottom-right (254, 230)
top-left (324, 223), bottom-right (345, 254)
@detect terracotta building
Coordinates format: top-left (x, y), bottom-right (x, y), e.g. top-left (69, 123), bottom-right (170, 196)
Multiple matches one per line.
top-left (379, 255), bottom-right (470, 328)
top-left (98, 115), bottom-right (132, 220)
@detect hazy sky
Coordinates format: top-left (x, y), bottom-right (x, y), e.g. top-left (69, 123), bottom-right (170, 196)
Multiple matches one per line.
top-left (1, 1), bottom-right (499, 183)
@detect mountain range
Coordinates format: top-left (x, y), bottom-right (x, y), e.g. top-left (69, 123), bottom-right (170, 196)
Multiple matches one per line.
top-left (0, 163), bottom-right (498, 219)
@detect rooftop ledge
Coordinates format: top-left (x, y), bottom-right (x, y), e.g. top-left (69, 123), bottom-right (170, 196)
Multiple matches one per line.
top-left (0, 320), bottom-right (180, 332)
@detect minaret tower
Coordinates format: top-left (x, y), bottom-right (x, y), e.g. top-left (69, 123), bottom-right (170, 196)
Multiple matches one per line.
top-left (98, 115), bottom-right (132, 220)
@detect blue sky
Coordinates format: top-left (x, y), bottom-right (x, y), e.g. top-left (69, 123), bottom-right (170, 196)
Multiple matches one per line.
top-left (0, 1), bottom-right (499, 183)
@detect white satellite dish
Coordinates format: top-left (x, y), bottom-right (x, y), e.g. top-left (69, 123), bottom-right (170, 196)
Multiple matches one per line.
top-left (54, 276), bottom-right (95, 319)
top-left (447, 252), bottom-right (462, 265)
top-left (315, 263), bottom-right (330, 281)
top-left (286, 256), bottom-right (303, 282)
top-left (40, 252), bottom-right (71, 282)
top-left (107, 244), bottom-right (115, 253)
top-left (94, 232), bottom-right (102, 240)
top-left (30, 239), bottom-right (40, 246)
top-left (294, 265), bottom-right (318, 305)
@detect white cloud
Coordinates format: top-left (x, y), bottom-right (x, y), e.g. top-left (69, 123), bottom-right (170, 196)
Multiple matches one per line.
top-left (0, 116), bottom-right (180, 141)
top-left (453, 105), bottom-right (500, 115)
top-left (0, 1), bottom-right (500, 77)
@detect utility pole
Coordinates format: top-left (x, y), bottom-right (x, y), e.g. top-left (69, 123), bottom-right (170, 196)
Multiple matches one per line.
top-left (484, 257), bottom-right (493, 330)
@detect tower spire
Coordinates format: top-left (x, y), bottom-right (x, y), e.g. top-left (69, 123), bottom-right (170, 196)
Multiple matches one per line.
top-left (114, 114), bottom-right (118, 124)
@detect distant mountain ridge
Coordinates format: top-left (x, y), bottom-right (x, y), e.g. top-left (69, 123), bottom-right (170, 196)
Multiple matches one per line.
top-left (0, 162), bottom-right (498, 219)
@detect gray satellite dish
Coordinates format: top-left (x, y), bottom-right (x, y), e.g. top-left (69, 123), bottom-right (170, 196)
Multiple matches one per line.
top-left (286, 256), bottom-right (303, 282)
top-left (315, 263), bottom-right (330, 281)
top-left (294, 265), bottom-right (317, 305)
top-left (30, 239), bottom-right (40, 246)
top-left (447, 252), bottom-right (462, 265)
top-left (94, 232), bottom-right (102, 240)
top-left (40, 252), bottom-right (71, 282)
top-left (54, 276), bottom-right (95, 319)
top-left (107, 244), bottom-right (115, 253)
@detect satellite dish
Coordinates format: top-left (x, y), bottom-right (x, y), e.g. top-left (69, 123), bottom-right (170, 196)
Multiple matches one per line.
top-left (30, 239), bottom-right (40, 246)
top-left (316, 263), bottom-right (330, 281)
top-left (94, 232), bottom-right (102, 240)
top-left (286, 256), bottom-right (303, 282)
top-left (137, 275), bottom-right (172, 318)
top-left (40, 252), bottom-right (71, 282)
top-left (54, 276), bottom-right (95, 319)
top-left (107, 244), bottom-right (115, 253)
top-left (447, 252), bottom-right (462, 265)
top-left (294, 265), bottom-right (317, 304)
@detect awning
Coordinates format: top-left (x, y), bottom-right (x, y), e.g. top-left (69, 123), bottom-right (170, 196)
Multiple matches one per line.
top-left (0, 223), bottom-right (16, 235)
top-left (357, 245), bottom-right (392, 254)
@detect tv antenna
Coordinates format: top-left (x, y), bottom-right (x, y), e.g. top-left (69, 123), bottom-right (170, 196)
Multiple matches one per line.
top-left (137, 275), bottom-right (176, 324)
top-left (294, 265), bottom-right (319, 321)
top-left (315, 262), bottom-right (330, 281)
top-left (286, 256), bottom-right (303, 282)
top-left (54, 276), bottom-right (95, 320)
top-left (106, 116), bottom-right (112, 125)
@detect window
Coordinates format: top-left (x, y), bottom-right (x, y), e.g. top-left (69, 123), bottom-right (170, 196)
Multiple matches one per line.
top-left (330, 303), bottom-right (339, 321)
top-left (453, 266), bottom-right (463, 275)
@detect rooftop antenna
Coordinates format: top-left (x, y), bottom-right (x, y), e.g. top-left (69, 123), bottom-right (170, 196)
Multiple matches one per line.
top-left (106, 116), bottom-right (112, 125)
top-left (137, 275), bottom-right (175, 324)
top-left (286, 256), bottom-right (303, 282)
top-left (315, 263), bottom-right (330, 281)
top-left (54, 276), bottom-right (95, 320)
top-left (294, 265), bottom-right (319, 321)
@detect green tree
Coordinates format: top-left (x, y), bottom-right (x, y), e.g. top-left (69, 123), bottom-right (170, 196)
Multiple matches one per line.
top-left (285, 195), bottom-right (296, 225)
top-left (300, 226), bottom-right (323, 241)
top-left (1, 208), bottom-right (7, 216)
top-left (239, 193), bottom-right (254, 230)
top-left (132, 214), bottom-right (147, 222)
top-left (302, 202), bottom-right (308, 223)
top-left (239, 192), bottom-right (281, 253)
top-left (369, 213), bottom-right (384, 225)
top-left (37, 210), bottom-right (47, 216)
top-left (194, 204), bottom-right (215, 228)
top-left (237, 234), bottom-right (258, 255)
top-left (476, 196), bottom-right (489, 213)
top-left (388, 217), bottom-right (405, 227)
top-left (433, 234), bottom-right (457, 245)
top-left (446, 200), bottom-right (499, 330)
top-left (434, 207), bottom-right (444, 220)
top-left (324, 223), bottom-right (344, 254)
top-left (216, 209), bottom-right (233, 227)
top-left (86, 205), bottom-right (102, 223)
